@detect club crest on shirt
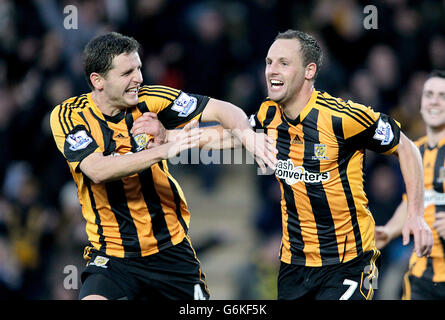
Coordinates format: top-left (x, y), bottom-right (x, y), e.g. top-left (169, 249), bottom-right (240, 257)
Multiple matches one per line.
top-left (134, 133), bottom-right (150, 151)
top-left (312, 143), bottom-right (328, 160)
top-left (89, 256), bottom-right (109, 268)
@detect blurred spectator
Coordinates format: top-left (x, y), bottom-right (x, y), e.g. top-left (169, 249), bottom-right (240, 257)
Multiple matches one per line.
top-left (1, 161), bottom-right (58, 298)
top-left (390, 71), bottom-right (428, 140)
top-left (429, 34), bottom-right (445, 70)
top-left (349, 69), bottom-right (380, 108)
top-left (366, 44), bottom-right (400, 112)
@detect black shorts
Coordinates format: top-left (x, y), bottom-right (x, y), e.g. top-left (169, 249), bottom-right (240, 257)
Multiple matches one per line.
top-left (403, 274), bottom-right (445, 300)
top-left (278, 250), bottom-right (380, 300)
top-left (78, 238), bottom-right (209, 300)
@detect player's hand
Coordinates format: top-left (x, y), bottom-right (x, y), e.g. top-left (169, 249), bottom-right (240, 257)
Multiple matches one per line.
top-left (130, 112), bottom-right (167, 147)
top-left (374, 225), bottom-right (391, 250)
top-left (164, 120), bottom-right (202, 159)
top-left (433, 211), bottom-right (445, 239)
top-left (402, 215), bottom-right (433, 257)
top-left (241, 130), bottom-right (278, 174)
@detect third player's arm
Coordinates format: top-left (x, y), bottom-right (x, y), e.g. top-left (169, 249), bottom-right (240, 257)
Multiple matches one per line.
top-left (375, 200), bottom-right (408, 249)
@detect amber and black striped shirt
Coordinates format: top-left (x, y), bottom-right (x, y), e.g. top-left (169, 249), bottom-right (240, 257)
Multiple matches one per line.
top-left (50, 85), bottom-right (209, 258)
top-left (251, 89), bottom-right (401, 267)
top-left (404, 136), bottom-right (445, 282)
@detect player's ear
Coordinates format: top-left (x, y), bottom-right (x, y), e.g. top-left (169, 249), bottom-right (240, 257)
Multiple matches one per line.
top-left (90, 72), bottom-right (104, 90)
top-left (305, 63), bottom-right (317, 81)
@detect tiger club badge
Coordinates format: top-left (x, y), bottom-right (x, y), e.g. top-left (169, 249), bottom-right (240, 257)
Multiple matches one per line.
top-left (134, 133), bottom-right (153, 151)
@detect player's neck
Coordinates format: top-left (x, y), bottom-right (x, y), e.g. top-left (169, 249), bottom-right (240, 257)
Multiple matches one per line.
top-left (427, 126), bottom-right (445, 147)
top-left (281, 84), bottom-right (314, 120)
top-left (91, 90), bottom-right (122, 117)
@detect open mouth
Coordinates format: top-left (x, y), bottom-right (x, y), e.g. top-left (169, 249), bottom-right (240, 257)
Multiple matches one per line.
top-left (428, 108), bottom-right (442, 116)
top-left (126, 87), bottom-right (139, 95)
top-left (270, 79), bottom-right (284, 88)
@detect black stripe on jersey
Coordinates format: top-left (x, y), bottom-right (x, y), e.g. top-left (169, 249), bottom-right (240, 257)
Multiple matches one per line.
top-left (419, 144), bottom-right (425, 159)
top-left (57, 106), bottom-right (68, 135)
top-left (65, 97), bottom-right (79, 130)
top-left (317, 100), bottom-right (370, 129)
top-left (146, 90), bottom-right (177, 99)
top-left (125, 112), bottom-right (139, 152)
top-left (71, 95), bottom-right (80, 106)
top-left (433, 146), bottom-right (445, 255)
top-left (67, 108), bottom-right (75, 131)
top-left (105, 180), bottom-right (142, 257)
top-left (320, 96), bottom-right (374, 126)
top-left (302, 108), bottom-right (339, 266)
top-left (139, 88), bottom-right (178, 100)
top-left (89, 110), bottom-right (115, 155)
top-left (159, 161), bottom-right (188, 233)
top-left (139, 93), bottom-right (175, 102)
top-left (138, 168), bottom-right (173, 251)
top-left (433, 146), bottom-right (445, 193)
top-left (145, 85), bottom-right (180, 95)
top-left (92, 112), bottom-right (142, 257)
top-left (79, 97), bottom-right (88, 110)
top-left (276, 112), bottom-right (306, 264)
top-left (263, 105), bottom-right (278, 128)
top-left (332, 115), bottom-right (363, 256)
top-left (78, 111), bottom-right (92, 133)
top-left (69, 95), bottom-right (88, 110)
top-left (254, 104), bottom-right (277, 129)
top-left (85, 178), bottom-right (107, 253)
top-left (62, 105), bottom-right (72, 134)
top-left (137, 101), bottom-right (149, 114)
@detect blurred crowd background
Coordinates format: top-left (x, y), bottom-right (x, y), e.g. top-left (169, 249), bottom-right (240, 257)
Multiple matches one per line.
top-left (0, 0), bottom-right (444, 300)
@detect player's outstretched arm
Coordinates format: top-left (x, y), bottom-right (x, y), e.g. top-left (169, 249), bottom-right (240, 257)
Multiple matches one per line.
top-left (80, 120), bottom-right (202, 184)
top-left (393, 132), bottom-right (433, 257)
top-left (130, 100), bottom-right (278, 172)
top-left (131, 115), bottom-right (241, 151)
top-left (201, 98), bottom-right (278, 173)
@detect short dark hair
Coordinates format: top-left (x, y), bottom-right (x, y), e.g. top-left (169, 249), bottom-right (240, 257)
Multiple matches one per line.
top-left (83, 32), bottom-right (140, 89)
top-left (427, 70), bottom-right (445, 80)
top-left (275, 29), bottom-right (323, 79)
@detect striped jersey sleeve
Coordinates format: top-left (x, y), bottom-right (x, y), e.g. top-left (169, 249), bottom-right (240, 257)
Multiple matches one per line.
top-left (249, 99), bottom-right (279, 130)
top-left (50, 96), bottom-right (100, 171)
top-left (324, 95), bottom-right (401, 154)
top-left (137, 85), bottom-right (210, 129)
